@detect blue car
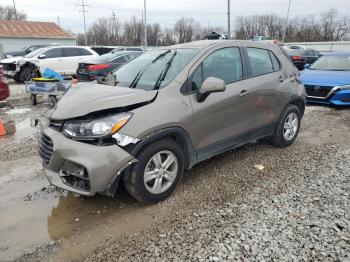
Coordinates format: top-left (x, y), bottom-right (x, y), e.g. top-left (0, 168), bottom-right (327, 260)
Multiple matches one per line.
top-left (300, 52), bottom-right (350, 106)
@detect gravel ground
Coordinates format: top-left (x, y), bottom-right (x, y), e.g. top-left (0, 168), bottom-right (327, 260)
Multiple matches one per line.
top-left (1, 86), bottom-right (349, 262)
top-left (78, 107), bottom-right (349, 262)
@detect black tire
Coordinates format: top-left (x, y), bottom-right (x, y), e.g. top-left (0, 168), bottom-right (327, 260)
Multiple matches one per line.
top-left (272, 104), bottom-right (301, 147)
top-left (30, 94), bottom-right (37, 106)
top-left (19, 66), bottom-right (40, 82)
top-left (124, 139), bottom-right (184, 204)
top-left (48, 96), bottom-right (58, 108)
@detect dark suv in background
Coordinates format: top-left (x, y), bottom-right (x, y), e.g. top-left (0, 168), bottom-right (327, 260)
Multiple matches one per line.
top-left (287, 48), bottom-right (320, 70)
top-left (76, 51), bottom-right (142, 81)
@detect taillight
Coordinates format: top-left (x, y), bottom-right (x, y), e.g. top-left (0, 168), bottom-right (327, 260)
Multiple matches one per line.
top-left (292, 56), bottom-right (302, 61)
top-left (86, 64), bottom-right (110, 71)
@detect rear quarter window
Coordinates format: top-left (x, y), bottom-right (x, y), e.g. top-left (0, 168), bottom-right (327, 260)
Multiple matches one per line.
top-left (246, 48), bottom-right (274, 76)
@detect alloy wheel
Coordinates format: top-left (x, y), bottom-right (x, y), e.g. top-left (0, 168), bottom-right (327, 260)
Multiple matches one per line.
top-left (283, 112), bottom-right (299, 141)
top-left (143, 150), bottom-right (178, 194)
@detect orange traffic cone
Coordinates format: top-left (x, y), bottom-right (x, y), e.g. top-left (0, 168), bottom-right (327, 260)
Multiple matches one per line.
top-left (0, 120), bottom-right (6, 136)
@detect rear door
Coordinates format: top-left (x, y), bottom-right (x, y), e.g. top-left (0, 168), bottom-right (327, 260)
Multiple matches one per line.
top-left (243, 47), bottom-right (288, 131)
top-left (62, 47), bottom-right (95, 75)
top-left (188, 47), bottom-right (254, 159)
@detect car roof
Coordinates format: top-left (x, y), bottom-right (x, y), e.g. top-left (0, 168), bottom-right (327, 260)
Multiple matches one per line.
top-left (322, 51), bottom-right (350, 56)
top-left (167, 40), bottom-right (274, 49)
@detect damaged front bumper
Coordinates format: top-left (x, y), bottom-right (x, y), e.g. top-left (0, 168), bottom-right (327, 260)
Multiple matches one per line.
top-left (0, 63), bottom-right (17, 78)
top-left (40, 124), bottom-right (137, 196)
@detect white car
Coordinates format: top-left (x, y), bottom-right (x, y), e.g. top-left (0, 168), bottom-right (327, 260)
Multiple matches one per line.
top-left (0, 46), bottom-right (99, 82)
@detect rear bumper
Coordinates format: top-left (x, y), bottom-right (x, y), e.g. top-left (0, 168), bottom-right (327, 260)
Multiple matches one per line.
top-left (40, 125), bottom-right (136, 196)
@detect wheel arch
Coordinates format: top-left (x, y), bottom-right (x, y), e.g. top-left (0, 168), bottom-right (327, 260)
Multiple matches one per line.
top-left (130, 127), bottom-right (196, 170)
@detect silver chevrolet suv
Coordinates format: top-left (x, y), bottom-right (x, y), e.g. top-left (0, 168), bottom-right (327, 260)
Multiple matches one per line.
top-left (40, 40), bottom-right (305, 204)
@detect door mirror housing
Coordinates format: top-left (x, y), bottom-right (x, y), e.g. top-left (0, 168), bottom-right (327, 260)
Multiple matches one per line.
top-left (196, 77), bottom-right (226, 102)
top-left (38, 54), bottom-right (47, 59)
top-left (304, 63), bottom-right (311, 69)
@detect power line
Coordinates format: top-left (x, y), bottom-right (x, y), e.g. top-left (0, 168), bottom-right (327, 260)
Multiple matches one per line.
top-left (77, 0), bottom-right (89, 46)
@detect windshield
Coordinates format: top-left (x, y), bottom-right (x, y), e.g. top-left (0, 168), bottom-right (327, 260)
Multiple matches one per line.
top-left (310, 55), bottom-right (350, 71)
top-left (113, 48), bottom-right (198, 91)
top-left (24, 47), bottom-right (47, 58)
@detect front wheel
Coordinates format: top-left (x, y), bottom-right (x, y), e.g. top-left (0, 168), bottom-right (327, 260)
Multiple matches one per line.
top-left (19, 66), bottom-right (40, 82)
top-left (272, 105), bottom-right (301, 147)
top-left (124, 139), bottom-right (184, 204)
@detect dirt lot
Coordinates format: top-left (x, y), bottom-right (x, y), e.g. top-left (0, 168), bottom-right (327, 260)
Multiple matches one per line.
top-left (0, 82), bottom-right (349, 262)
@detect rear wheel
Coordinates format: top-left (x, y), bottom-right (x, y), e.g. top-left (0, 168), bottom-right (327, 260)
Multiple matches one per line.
top-left (124, 139), bottom-right (184, 204)
top-left (48, 95), bottom-right (58, 108)
top-left (272, 104), bottom-right (301, 147)
top-left (30, 94), bottom-right (37, 106)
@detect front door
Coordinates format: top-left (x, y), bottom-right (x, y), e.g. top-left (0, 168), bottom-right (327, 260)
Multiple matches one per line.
top-left (188, 47), bottom-right (253, 160)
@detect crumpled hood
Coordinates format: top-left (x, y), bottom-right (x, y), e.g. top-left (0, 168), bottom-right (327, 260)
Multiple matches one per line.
top-left (301, 69), bottom-right (350, 87)
top-left (0, 56), bottom-right (33, 64)
top-left (49, 82), bottom-right (158, 120)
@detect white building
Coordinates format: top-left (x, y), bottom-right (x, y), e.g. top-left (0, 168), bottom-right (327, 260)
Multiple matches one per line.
top-left (0, 20), bottom-right (76, 54)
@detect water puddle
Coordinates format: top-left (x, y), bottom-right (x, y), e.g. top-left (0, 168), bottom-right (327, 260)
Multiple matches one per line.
top-left (0, 157), bottom-right (152, 261)
top-left (13, 118), bottom-right (38, 140)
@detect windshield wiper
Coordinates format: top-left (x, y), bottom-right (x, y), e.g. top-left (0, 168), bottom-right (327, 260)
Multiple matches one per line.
top-left (129, 50), bottom-right (171, 89)
top-left (153, 51), bottom-right (177, 90)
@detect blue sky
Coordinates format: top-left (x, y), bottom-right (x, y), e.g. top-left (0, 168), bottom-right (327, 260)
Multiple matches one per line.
top-left (3, 0), bottom-right (350, 33)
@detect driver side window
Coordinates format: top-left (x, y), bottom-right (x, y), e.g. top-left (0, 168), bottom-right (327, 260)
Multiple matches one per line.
top-left (190, 47), bottom-right (242, 92)
top-left (43, 48), bottom-right (62, 58)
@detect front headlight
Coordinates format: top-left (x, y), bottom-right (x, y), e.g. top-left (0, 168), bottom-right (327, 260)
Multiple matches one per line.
top-left (63, 112), bottom-right (132, 138)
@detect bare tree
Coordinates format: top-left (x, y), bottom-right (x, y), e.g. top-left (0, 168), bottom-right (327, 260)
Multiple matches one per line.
top-left (0, 5), bottom-right (26, 20)
top-left (147, 23), bottom-right (161, 46)
top-left (174, 17), bottom-right (200, 43)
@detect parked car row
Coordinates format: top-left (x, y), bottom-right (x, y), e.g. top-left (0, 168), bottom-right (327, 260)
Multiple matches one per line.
top-left (0, 46), bottom-right (144, 82)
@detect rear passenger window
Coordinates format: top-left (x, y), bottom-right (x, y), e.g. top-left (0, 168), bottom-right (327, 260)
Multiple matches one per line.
top-left (269, 51), bottom-right (281, 71)
top-left (247, 48), bottom-right (274, 76)
top-left (191, 47), bottom-right (242, 91)
top-left (63, 48), bottom-right (92, 57)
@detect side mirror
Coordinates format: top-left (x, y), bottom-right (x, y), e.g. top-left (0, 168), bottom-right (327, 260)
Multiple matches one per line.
top-left (38, 54), bottom-right (46, 59)
top-left (25, 50), bottom-right (31, 54)
top-left (196, 77), bottom-right (226, 103)
top-left (304, 64), bottom-right (311, 69)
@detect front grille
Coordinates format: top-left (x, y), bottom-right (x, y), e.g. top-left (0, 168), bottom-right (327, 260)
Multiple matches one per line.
top-left (305, 85), bottom-right (332, 98)
top-left (39, 134), bottom-right (54, 164)
top-left (49, 120), bottom-right (64, 131)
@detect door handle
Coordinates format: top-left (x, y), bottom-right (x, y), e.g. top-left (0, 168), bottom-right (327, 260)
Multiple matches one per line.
top-left (239, 89), bottom-right (249, 97)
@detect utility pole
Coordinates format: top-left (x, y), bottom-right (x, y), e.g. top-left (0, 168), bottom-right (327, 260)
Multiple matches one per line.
top-left (12, 0), bottom-right (18, 20)
top-left (112, 10), bottom-right (118, 45)
top-left (143, 0), bottom-right (147, 48)
top-left (77, 0), bottom-right (89, 46)
top-left (227, 0), bottom-right (231, 39)
top-left (282, 0), bottom-right (292, 44)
